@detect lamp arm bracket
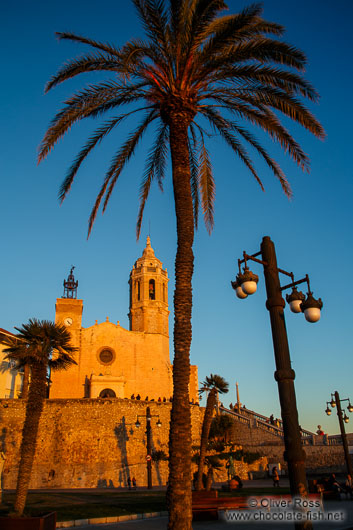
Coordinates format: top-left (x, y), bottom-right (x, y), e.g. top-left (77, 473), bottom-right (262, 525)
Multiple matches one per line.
top-left (280, 276), bottom-right (308, 292)
top-left (239, 253), bottom-right (267, 267)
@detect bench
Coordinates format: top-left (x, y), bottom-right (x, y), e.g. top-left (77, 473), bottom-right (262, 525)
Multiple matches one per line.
top-left (192, 491), bottom-right (322, 520)
top-left (192, 491), bottom-right (248, 520)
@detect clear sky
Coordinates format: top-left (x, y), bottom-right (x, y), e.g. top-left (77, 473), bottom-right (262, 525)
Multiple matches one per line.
top-left (2, 0), bottom-right (353, 435)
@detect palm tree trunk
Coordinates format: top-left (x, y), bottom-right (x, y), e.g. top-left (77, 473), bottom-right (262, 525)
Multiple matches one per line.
top-left (21, 364), bottom-right (30, 399)
top-left (196, 389), bottom-right (216, 490)
top-left (167, 115), bottom-right (194, 530)
top-left (206, 467), bottom-right (213, 491)
top-left (14, 364), bottom-right (47, 515)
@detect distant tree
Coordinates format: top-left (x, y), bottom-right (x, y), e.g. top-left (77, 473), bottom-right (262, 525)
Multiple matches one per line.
top-left (209, 413), bottom-right (234, 444)
top-left (196, 374), bottom-right (228, 490)
top-left (3, 319), bottom-right (77, 515)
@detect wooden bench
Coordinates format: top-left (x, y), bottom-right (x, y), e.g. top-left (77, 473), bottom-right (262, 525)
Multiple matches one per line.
top-left (192, 492), bottom-right (322, 521)
top-left (192, 491), bottom-right (248, 520)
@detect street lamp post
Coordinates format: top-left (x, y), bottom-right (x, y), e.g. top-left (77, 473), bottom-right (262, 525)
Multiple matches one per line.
top-left (135, 406), bottom-right (162, 489)
top-left (232, 236), bottom-right (322, 526)
top-left (325, 391), bottom-right (353, 477)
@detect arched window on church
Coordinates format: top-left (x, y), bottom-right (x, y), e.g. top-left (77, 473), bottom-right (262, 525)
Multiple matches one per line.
top-left (149, 279), bottom-right (155, 300)
top-left (137, 280), bottom-right (140, 301)
top-left (163, 283), bottom-right (166, 302)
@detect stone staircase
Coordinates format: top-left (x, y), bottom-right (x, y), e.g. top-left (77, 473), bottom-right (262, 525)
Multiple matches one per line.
top-left (220, 405), bottom-right (314, 446)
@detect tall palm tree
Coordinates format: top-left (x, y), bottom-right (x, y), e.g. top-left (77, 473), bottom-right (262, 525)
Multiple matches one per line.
top-left (3, 319), bottom-right (77, 515)
top-left (38, 2), bottom-right (324, 527)
top-left (196, 374), bottom-right (228, 490)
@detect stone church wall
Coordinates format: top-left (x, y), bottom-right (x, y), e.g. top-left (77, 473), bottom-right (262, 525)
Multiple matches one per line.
top-left (0, 398), bottom-right (202, 489)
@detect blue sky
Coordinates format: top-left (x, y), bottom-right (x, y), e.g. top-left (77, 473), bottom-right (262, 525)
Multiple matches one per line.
top-left (1, 0), bottom-right (353, 434)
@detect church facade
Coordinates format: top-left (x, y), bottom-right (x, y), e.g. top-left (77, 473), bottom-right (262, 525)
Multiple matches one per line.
top-left (51, 237), bottom-right (198, 402)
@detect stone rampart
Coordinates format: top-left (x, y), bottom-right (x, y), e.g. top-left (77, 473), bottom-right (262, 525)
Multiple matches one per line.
top-left (1, 399), bottom-right (350, 490)
top-left (0, 398), bottom-right (202, 489)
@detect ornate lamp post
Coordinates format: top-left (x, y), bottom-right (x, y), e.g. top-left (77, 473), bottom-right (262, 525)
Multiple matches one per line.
top-left (325, 391), bottom-right (353, 476)
top-left (135, 406), bottom-right (162, 488)
top-left (232, 236), bottom-right (322, 526)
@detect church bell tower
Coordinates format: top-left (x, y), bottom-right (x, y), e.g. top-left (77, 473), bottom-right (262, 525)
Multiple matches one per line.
top-left (129, 237), bottom-right (169, 336)
top-left (55, 267), bottom-right (83, 330)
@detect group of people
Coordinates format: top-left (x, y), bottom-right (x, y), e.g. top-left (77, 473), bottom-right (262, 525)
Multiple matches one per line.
top-left (130, 394), bottom-right (171, 402)
top-left (127, 477), bottom-right (137, 490)
top-left (327, 473), bottom-right (353, 498)
top-left (268, 414), bottom-right (281, 428)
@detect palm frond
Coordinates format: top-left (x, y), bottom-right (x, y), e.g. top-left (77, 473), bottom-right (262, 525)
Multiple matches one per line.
top-left (207, 95), bottom-right (311, 170)
top-left (198, 140), bottom-right (215, 234)
top-left (200, 106), bottom-right (264, 191)
top-left (38, 82), bottom-right (145, 162)
top-left (204, 38), bottom-right (307, 74)
top-left (88, 110), bottom-right (158, 237)
top-left (208, 64), bottom-right (320, 102)
top-left (136, 122), bottom-right (169, 239)
top-left (58, 115), bottom-right (128, 203)
top-left (231, 123), bottom-right (292, 197)
top-left (56, 31), bottom-right (122, 57)
top-left (45, 54), bottom-right (122, 93)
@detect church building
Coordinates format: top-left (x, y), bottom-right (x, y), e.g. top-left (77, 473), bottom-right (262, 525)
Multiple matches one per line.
top-left (51, 237), bottom-right (198, 402)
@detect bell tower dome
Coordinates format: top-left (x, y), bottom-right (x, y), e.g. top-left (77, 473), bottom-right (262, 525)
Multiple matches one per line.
top-left (129, 237), bottom-right (169, 335)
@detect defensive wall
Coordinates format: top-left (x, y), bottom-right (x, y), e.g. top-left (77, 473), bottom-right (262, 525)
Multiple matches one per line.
top-left (227, 412), bottom-right (352, 475)
top-left (0, 398), bottom-right (198, 489)
top-left (0, 399), bottom-right (350, 490)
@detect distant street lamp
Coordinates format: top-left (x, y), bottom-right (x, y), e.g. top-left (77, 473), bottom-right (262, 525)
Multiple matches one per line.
top-left (325, 391), bottom-right (353, 476)
top-left (232, 236), bottom-right (322, 528)
top-left (135, 406), bottom-right (162, 488)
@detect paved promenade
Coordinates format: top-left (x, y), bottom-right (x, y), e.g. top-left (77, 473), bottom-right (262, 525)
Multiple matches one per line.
top-left (55, 478), bottom-right (353, 530)
top-left (67, 500), bottom-right (353, 530)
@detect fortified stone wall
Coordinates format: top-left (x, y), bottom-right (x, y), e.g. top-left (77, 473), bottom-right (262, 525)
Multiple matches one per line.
top-left (0, 398), bottom-right (202, 489)
top-left (242, 443), bottom-right (348, 475)
top-left (1, 399), bottom-right (349, 490)
top-left (230, 418), bottom-right (352, 474)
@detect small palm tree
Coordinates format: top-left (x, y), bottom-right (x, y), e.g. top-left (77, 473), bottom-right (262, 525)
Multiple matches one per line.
top-left (196, 374), bottom-right (228, 490)
top-left (3, 319), bottom-right (77, 515)
top-left (204, 455), bottom-right (223, 491)
top-left (209, 413), bottom-right (234, 444)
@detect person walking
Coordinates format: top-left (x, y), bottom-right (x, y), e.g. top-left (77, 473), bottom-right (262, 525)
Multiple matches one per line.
top-left (132, 477), bottom-right (137, 490)
top-left (272, 466), bottom-right (280, 487)
top-left (345, 474), bottom-right (353, 498)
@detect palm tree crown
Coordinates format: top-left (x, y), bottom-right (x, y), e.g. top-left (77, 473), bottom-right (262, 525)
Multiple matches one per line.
top-left (39, 0), bottom-right (324, 238)
top-left (200, 373), bottom-right (229, 396)
top-left (4, 318), bottom-right (77, 371)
